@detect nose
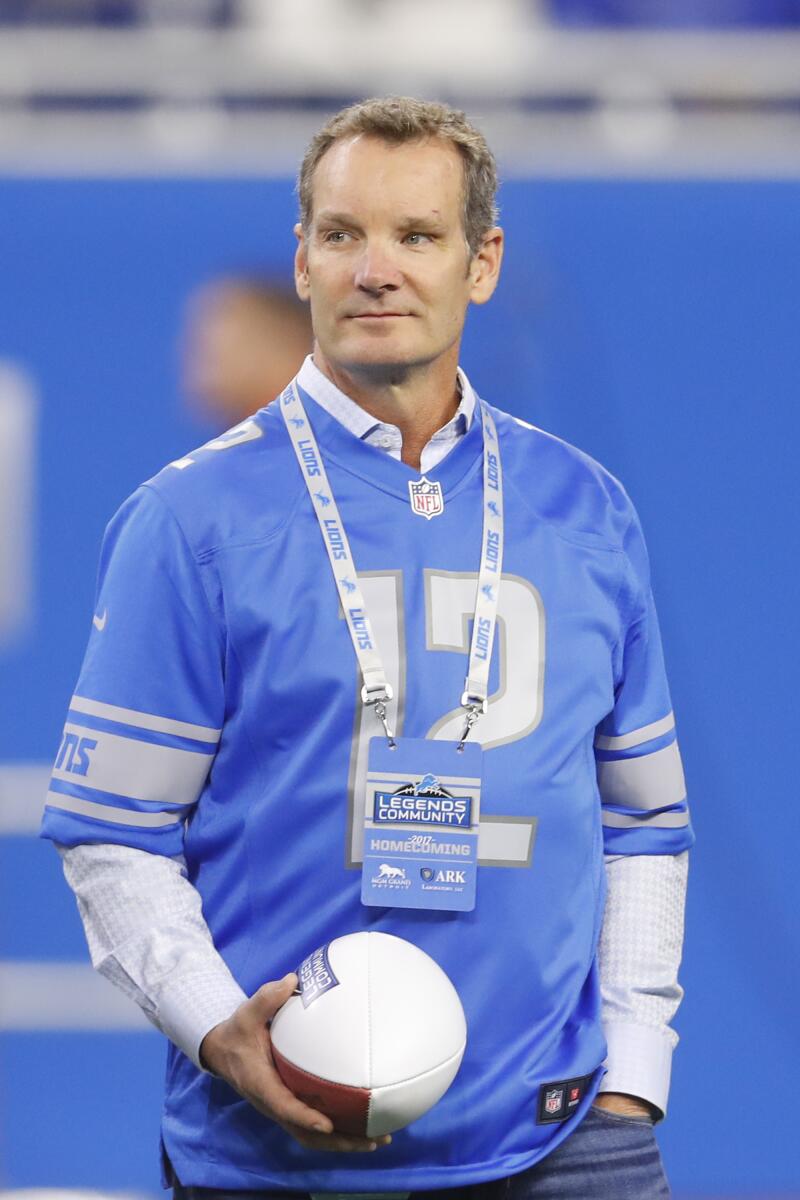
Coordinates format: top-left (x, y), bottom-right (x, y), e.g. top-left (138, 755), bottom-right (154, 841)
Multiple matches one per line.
top-left (353, 241), bottom-right (402, 294)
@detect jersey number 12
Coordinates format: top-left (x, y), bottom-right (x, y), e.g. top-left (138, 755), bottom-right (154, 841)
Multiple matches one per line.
top-left (345, 569), bottom-right (545, 870)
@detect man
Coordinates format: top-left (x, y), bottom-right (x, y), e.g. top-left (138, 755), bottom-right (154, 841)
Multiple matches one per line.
top-left (181, 278), bottom-right (312, 430)
top-left (42, 98), bottom-right (692, 1197)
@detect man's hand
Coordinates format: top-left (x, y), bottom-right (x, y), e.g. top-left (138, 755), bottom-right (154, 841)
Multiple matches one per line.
top-left (199, 973), bottom-right (392, 1154)
top-left (592, 1091), bottom-right (658, 1122)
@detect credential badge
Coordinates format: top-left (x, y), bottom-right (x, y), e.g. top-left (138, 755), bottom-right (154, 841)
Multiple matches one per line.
top-left (408, 477), bottom-right (444, 520)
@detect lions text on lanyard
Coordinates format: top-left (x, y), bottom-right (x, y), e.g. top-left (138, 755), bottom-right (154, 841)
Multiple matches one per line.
top-left (281, 382), bottom-right (504, 912)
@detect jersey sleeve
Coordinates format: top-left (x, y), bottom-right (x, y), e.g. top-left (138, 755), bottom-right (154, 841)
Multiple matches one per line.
top-left (40, 484), bottom-right (224, 856)
top-left (594, 501), bottom-right (694, 856)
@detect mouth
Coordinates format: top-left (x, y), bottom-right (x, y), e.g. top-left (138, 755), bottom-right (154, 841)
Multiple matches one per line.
top-left (348, 312), bottom-right (411, 320)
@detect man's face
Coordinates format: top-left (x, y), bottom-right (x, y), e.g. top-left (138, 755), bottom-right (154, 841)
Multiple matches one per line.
top-left (295, 135), bottom-right (501, 377)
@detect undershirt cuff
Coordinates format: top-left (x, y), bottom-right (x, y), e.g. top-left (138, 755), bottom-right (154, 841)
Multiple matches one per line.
top-left (156, 967), bottom-right (247, 1071)
top-left (598, 1019), bottom-right (674, 1120)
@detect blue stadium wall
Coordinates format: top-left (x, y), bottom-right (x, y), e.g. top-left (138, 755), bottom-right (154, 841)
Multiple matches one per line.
top-left (0, 177), bottom-right (798, 1194)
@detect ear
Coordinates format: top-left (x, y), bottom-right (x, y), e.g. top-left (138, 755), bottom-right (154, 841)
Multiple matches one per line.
top-left (468, 227), bottom-right (504, 306)
top-left (294, 222), bottom-right (310, 302)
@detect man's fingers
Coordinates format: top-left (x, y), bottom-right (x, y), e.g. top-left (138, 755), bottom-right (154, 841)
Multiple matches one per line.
top-left (241, 1069), bottom-right (389, 1149)
top-left (269, 1091), bottom-right (335, 1135)
top-left (281, 1121), bottom-right (392, 1154)
top-left (207, 972), bottom-right (394, 1155)
top-left (236, 1056), bottom-right (335, 1135)
top-left (242, 1077), bottom-right (393, 1151)
top-left (251, 973), bottom-right (297, 1022)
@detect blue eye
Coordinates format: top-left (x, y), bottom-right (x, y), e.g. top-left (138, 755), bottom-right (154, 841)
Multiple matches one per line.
top-left (405, 233), bottom-right (429, 245)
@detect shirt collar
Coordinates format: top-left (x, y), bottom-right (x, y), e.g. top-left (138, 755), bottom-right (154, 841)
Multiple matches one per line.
top-left (295, 354), bottom-right (476, 442)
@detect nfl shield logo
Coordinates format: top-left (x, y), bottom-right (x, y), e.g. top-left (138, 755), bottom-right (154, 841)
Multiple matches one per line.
top-left (408, 476), bottom-right (444, 519)
top-left (545, 1087), bottom-right (564, 1115)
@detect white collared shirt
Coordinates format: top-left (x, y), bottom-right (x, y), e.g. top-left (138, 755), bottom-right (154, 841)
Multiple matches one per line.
top-left (296, 355), bottom-right (475, 475)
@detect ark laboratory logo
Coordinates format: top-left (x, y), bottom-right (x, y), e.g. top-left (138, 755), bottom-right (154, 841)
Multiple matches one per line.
top-left (420, 867), bottom-right (467, 885)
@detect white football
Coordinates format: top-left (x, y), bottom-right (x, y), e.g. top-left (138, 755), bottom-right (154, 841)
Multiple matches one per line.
top-left (270, 930), bottom-right (467, 1138)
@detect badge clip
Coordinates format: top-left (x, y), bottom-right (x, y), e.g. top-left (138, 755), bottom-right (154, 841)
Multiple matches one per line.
top-left (458, 688), bottom-right (488, 751)
top-left (361, 682), bottom-right (396, 747)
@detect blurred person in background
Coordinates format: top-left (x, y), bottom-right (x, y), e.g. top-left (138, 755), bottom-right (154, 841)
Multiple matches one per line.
top-left (182, 278), bottom-right (312, 430)
top-left (42, 96), bottom-right (691, 1199)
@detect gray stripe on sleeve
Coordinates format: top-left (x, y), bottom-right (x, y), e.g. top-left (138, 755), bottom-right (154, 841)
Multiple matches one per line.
top-left (45, 792), bottom-right (185, 828)
top-left (597, 741), bottom-right (686, 811)
top-left (602, 809), bottom-right (690, 829)
top-left (595, 712), bottom-right (675, 751)
top-left (52, 723), bottom-right (212, 806)
top-left (70, 694), bottom-right (221, 743)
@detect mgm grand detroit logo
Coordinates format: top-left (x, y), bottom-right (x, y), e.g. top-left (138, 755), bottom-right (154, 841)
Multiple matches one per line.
top-left (374, 774), bottom-right (471, 828)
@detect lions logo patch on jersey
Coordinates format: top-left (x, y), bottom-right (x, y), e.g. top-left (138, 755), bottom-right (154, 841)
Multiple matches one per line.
top-left (408, 477), bottom-right (444, 519)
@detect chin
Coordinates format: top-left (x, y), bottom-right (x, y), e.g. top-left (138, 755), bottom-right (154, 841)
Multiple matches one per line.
top-left (339, 335), bottom-right (435, 373)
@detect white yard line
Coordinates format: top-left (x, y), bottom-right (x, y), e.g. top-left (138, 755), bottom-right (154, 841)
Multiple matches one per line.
top-left (0, 962), bottom-right (152, 1032)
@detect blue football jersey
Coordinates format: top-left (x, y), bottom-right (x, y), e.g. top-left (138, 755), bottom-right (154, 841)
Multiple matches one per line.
top-left (41, 384), bottom-right (693, 1191)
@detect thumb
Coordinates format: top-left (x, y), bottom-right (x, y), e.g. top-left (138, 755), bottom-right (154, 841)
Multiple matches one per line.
top-left (253, 973), bottom-right (298, 1022)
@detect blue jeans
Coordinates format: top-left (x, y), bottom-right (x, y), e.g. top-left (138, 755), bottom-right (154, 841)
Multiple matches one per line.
top-left (171, 1106), bottom-right (670, 1199)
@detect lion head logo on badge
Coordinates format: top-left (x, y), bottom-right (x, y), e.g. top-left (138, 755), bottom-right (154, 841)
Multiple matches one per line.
top-left (393, 774), bottom-right (453, 799)
top-left (408, 477), bottom-right (444, 519)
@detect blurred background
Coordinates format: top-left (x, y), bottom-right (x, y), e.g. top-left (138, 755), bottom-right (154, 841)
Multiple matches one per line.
top-left (1, 0), bottom-right (799, 1196)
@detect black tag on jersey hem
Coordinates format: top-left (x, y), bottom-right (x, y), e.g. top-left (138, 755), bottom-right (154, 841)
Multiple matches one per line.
top-left (537, 1072), bottom-right (595, 1124)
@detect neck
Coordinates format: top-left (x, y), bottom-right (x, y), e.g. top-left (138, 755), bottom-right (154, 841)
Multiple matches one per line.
top-left (312, 346), bottom-right (461, 470)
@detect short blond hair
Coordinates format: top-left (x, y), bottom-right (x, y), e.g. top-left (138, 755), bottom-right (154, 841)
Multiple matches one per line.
top-left (298, 96), bottom-right (499, 259)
